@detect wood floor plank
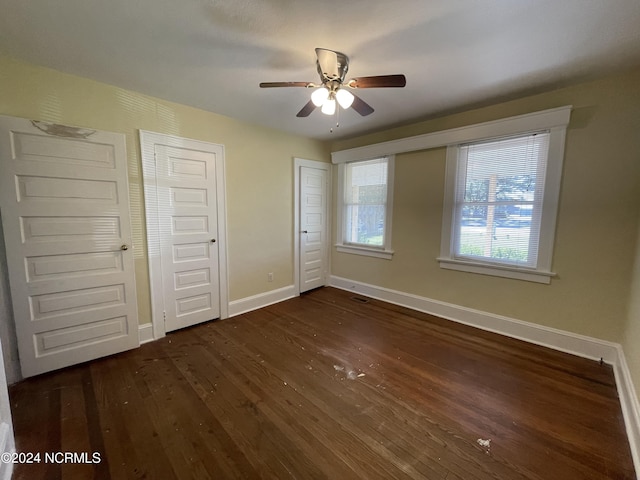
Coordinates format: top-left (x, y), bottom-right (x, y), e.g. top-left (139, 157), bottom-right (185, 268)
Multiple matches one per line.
top-left (203, 322), bottom-right (438, 479)
top-left (10, 369), bottom-right (66, 480)
top-left (295, 289), bottom-right (632, 476)
top-left (90, 352), bottom-right (182, 479)
top-left (183, 324), bottom-right (393, 479)
top-left (9, 287), bottom-right (636, 479)
top-left (261, 299), bottom-right (530, 480)
top-left (169, 334), bottom-right (346, 479)
top-left (59, 370), bottom-right (93, 480)
top-left (264, 301), bottom-right (534, 478)
top-left (134, 341), bottom-right (262, 479)
top-left (219, 311), bottom-right (490, 479)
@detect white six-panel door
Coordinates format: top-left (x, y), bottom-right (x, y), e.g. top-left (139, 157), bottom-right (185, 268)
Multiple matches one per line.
top-left (0, 116), bottom-right (139, 378)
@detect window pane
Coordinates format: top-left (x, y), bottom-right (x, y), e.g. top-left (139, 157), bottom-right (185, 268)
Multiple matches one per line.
top-left (458, 204), bottom-right (532, 264)
top-left (464, 178), bottom-right (489, 202)
top-left (345, 160), bottom-right (387, 203)
top-left (344, 158), bottom-right (388, 247)
top-left (348, 183), bottom-right (386, 205)
top-left (461, 205), bottom-right (487, 226)
top-left (462, 134), bottom-right (546, 203)
top-left (345, 204), bottom-right (385, 246)
top-left (496, 175), bottom-right (536, 201)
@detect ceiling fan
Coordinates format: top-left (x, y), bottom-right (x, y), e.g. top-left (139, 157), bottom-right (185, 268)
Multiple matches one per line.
top-left (260, 48), bottom-right (406, 118)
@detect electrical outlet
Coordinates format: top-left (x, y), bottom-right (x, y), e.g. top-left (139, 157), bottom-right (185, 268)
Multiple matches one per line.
top-left (268, 272), bottom-right (273, 282)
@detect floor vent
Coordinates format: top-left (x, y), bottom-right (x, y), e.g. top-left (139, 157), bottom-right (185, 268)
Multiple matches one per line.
top-left (350, 296), bottom-right (370, 304)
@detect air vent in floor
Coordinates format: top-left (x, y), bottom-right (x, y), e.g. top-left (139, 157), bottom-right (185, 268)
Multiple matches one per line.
top-left (350, 296), bottom-right (370, 304)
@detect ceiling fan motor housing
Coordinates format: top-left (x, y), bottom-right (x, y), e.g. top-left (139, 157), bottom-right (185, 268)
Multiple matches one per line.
top-left (316, 48), bottom-right (349, 83)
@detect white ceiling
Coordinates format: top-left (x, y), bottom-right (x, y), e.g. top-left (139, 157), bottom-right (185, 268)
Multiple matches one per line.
top-left (1, 0), bottom-right (640, 141)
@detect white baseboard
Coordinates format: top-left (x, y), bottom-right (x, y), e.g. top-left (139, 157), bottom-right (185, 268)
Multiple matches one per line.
top-left (330, 276), bottom-right (618, 361)
top-left (614, 345), bottom-right (640, 475)
top-left (228, 285), bottom-right (297, 318)
top-left (138, 323), bottom-right (154, 344)
top-left (329, 275), bottom-right (640, 477)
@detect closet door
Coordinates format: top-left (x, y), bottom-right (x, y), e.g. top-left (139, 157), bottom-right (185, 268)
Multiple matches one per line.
top-left (140, 131), bottom-right (228, 338)
top-left (0, 116), bottom-right (139, 378)
top-left (155, 144), bottom-right (221, 332)
top-left (298, 162), bottom-right (329, 293)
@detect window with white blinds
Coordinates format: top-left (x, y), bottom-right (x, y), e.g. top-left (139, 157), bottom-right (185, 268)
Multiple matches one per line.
top-left (337, 156), bottom-right (395, 259)
top-left (439, 125), bottom-right (566, 284)
top-left (453, 132), bottom-right (549, 267)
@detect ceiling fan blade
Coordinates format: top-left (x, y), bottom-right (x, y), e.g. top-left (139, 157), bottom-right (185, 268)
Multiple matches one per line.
top-left (259, 82), bottom-right (313, 88)
top-left (315, 48), bottom-right (340, 81)
top-left (348, 74), bottom-right (406, 88)
top-left (350, 94), bottom-right (374, 116)
top-left (296, 100), bottom-right (317, 117)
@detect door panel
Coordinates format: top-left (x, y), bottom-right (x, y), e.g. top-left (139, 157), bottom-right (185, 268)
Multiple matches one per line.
top-left (154, 145), bottom-right (220, 332)
top-left (300, 165), bottom-right (328, 292)
top-left (0, 116), bottom-right (139, 378)
top-left (26, 251), bottom-right (123, 282)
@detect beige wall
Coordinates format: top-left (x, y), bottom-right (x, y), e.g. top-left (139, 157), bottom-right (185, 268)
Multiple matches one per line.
top-left (331, 67), bottom-right (640, 347)
top-left (0, 55), bottom-right (330, 330)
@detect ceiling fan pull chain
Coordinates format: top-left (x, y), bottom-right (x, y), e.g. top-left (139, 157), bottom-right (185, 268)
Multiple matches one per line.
top-left (330, 104), bottom-right (341, 133)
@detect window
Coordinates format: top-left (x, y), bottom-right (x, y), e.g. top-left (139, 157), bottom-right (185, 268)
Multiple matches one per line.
top-left (440, 128), bottom-right (566, 283)
top-left (455, 133), bottom-right (548, 266)
top-left (336, 156), bottom-right (394, 259)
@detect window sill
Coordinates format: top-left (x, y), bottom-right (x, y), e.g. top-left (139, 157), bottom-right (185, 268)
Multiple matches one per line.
top-left (336, 244), bottom-right (394, 260)
top-left (437, 257), bottom-right (555, 284)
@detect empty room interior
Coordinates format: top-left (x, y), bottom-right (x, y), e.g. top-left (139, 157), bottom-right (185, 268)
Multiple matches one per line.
top-left (0, 1), bottom-right (639, 478)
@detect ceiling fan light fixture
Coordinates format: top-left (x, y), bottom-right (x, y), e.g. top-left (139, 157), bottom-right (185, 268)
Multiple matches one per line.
top-left (336, 88), bottom-right (354, 109)
top-left (311, 87), bottom-right (329, 107)
top-left (260, 48), bottom-right (405, 119)
top-left (321, 98), bottom-right (336, 115)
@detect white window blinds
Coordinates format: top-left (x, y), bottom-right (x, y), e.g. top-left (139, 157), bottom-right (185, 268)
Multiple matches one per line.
top-left (344, 158), bottom-right (388, 247)
top-left (453, 132), bottom-right (550, 267)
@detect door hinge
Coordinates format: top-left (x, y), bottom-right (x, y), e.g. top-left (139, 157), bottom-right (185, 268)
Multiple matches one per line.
top-left (163, 311), bottom-right (166, 323)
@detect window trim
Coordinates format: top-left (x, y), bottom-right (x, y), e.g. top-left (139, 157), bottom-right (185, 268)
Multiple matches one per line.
top-left (331, 106), bottom-right (572, 164)
top-left (336, 156), bottom-right (395, 259)
top-left (438, 125), bottom-right (567, 284)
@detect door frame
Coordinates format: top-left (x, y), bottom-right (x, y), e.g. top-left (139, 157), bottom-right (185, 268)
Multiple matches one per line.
top-left (294, 158), bottom-right (331, 294)
top-left (140, 131), bottom-right (229, 339)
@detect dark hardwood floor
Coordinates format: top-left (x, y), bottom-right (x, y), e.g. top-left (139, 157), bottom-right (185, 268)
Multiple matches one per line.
top-left (9, 287), bottom-right (636, 479)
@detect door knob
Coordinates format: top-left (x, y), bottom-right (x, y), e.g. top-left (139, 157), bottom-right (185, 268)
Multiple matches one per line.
top-left (301, 230), bottom-right (308, 234)
top-left (120, 244), bottom-right (129, 251)
top-left (210, 239), bottom-right (216, 243)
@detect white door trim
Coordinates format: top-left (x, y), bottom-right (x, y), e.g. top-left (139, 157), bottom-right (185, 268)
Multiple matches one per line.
top-left (294, 158), bottom-right (331, 294)
top-left (140, 131), bottom-right (229, 339)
